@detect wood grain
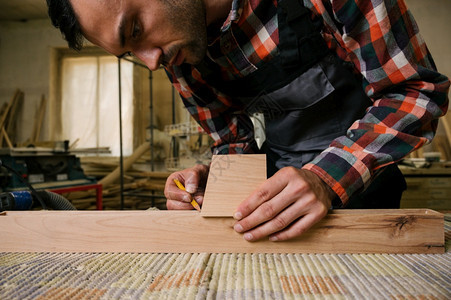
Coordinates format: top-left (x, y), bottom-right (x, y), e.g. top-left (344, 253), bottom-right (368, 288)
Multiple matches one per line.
top-left (0, 209), bottom-right (443, 254)
top-left (201, 154), bottom-right (267, 217)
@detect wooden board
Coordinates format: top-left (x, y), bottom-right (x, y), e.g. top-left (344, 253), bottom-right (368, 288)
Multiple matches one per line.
top-left (0, 209), bottom-right (444, 254)
top-left (98, 142), bottom-right (150, 187)
top-left (201, 154), bottom-right (267, 217)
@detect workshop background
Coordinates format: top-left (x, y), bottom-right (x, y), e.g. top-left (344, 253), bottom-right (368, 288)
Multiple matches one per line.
top-left (0, 0), bottom-right (450, 211)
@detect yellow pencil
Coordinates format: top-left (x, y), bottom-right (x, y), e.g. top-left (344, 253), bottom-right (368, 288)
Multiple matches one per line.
top-left (173, 179), bottom-right (201, 212)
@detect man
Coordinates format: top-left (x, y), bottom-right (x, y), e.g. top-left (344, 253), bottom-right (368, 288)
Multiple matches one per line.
top-left (47, 0), bottom-right (449, 242)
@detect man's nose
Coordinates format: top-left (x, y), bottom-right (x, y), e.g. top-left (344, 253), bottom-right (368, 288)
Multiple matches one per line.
top-left (134, 48), bottom-right (163, 71)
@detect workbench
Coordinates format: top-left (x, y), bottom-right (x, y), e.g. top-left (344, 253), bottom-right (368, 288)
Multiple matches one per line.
top-left (1, 156), bottom-right (449, 298)
top-left (400, 165), bottom-right (451, 210)
top-left (0, 216), bottom-right (449, 299)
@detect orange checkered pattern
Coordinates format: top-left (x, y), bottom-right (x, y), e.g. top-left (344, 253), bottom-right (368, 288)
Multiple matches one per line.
top-left (165, 0), bottom-right (450, 205)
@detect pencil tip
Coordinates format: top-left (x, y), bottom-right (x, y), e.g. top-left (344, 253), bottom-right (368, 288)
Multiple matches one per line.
top-left (192, 201), bottom-right (201, 212)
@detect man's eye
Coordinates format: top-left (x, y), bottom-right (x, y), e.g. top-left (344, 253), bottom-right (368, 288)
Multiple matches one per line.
top-left (132, 22), bottom-right (141, 39)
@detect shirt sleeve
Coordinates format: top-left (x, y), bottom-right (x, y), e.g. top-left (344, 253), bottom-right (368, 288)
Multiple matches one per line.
top-left (165, 66), bottom-right (259, 155)
top-left (303, 0), bottom-right (450, 204)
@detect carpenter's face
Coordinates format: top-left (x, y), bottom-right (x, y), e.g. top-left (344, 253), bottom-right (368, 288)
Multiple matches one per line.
top-left (70, 0), bottom-right (208, 70)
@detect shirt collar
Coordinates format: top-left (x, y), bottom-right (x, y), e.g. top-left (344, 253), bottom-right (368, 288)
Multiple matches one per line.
top-left (220, 0), bottom-right (243, 32)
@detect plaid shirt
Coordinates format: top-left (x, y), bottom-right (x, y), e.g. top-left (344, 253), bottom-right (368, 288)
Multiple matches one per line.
top-left (165, 0), bottom-right (450, 204)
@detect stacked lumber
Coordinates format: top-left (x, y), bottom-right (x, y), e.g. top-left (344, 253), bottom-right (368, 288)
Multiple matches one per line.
top-left (62, 178), bottom-right (167, 210)
top-left (30, 94), bottom-right (47, 144)
top-left (0, 90), bottom-right (52, 148)
top-left (64, 143), bottom-right (172, 210)
top-left (0, 89), bottom-right (24, 148)
top-left (61, 171), bottom-right (170, 210)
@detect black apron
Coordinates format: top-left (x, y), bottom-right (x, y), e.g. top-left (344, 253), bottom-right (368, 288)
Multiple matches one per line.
top-left (193, 0), bottom-right (405, 208)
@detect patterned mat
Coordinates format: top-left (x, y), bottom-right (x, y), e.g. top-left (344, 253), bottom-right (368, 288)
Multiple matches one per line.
top-left (1, 218), bottom-right (450, 299)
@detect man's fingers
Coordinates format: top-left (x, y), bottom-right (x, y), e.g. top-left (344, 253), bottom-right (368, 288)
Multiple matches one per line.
top-left (185, 164), bottom-right (209, 193)
top-left (234, 170), bottom-right (289, 220)
top-left (166, 199), bottom-right (196, 210)
top-left (164, 164), bottom-right (209, 210)
top-left (234, 191), bottom-right (295, 234)
top-left (269, 209), bottom-right (326, 241)
top-left (193, 193), bottom-right (204, 205)
top-left (268, 198), bottom-right (329, 242)
top-left (235, 193), bottom-right (312, 241)
top-left (232, 166), bottom-right (333, 241)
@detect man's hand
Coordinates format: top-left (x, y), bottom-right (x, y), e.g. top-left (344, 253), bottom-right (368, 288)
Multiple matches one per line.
top-left (165, 164), bottom-right (209, 210)
top-left (233, 167), bottom-right (336, 241)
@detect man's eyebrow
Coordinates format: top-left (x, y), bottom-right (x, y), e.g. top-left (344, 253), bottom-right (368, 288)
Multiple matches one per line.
top-left (118, 15), bottom-right (127, 48)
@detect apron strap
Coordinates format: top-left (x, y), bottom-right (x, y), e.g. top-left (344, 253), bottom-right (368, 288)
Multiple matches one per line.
top-left (278, 0), bottom-right (330, 69)
top-left (193, 0), bottom-right (331, 98)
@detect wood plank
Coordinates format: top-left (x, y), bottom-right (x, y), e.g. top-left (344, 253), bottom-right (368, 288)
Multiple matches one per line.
top-left (127, 171), bottom-right (172, 179)
top-left (0, 209), bottom-right (443, 254)
top-left (201, 154), bottom-right (267, 217)
top-left (0, 90), bottom-right (19, 128)
top-left (98, 142), bottom-right (150, 187)
top-left (1, 126), bottom-right (13, 148)
top-left (5, 90), bottom-right (23, 144)
top-left (0, 89), bottom-right (19, 145)
top-left (30, 94), bottom-right (47, 143)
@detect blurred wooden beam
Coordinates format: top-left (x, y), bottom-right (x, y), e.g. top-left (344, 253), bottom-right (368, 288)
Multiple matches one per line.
top-left (1, 127), bottom-right (13, 148)
top-left (98, 142), bottom-right (150, 187)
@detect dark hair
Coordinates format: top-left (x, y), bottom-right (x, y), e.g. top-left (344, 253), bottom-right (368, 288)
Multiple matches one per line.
top-left (46, 0), bottom-right (84, 50)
